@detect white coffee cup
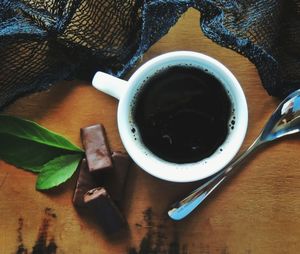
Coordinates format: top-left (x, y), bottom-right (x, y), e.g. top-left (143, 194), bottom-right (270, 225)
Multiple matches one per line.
top-left (92, 51), bottom-right (248, 182)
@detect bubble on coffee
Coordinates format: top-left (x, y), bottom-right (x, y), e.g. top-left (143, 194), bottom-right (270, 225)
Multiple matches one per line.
top-left (131, 65), bottom-right (233, 163)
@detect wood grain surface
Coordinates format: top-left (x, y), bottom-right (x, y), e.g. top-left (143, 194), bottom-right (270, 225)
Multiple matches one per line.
top-left (1, 9), bottom-right (299, 254)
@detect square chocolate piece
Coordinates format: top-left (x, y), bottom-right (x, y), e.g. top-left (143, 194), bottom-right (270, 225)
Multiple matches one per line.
top-left (81, 124), bottom-right (113, 174)
top-left (83, 187), bottom-right (126, 234)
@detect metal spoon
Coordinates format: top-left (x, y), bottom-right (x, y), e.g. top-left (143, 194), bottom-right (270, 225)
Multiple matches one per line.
top-left (168, 89), bottom-right (300, 220)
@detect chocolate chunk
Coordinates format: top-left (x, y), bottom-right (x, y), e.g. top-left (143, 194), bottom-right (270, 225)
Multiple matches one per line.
top-left (81, 124), bottom-right (113, 174)
top-left (83, 187), bottom-right (126, 234)
top-left (105, 151), bottom-right (132, 204)
top-left (72, 159), bottom-right (98, 207)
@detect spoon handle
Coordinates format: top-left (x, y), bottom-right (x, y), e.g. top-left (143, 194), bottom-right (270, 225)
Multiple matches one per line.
top-left (168, 137), bottom-right (263, 220)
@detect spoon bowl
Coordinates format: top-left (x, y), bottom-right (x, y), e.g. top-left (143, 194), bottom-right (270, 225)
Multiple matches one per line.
top-left (260, 90), bottom-right (300, 142)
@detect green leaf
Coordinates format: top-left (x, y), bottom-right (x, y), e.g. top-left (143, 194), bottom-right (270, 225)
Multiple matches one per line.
top-left (0, 114), bottom-right (84, 172)
top-left (36, 154), bottom-right (82, 190)
top-left (0, 133), bottom-right (75, 172)
top-left (0, 115), bottom-right (82, 152)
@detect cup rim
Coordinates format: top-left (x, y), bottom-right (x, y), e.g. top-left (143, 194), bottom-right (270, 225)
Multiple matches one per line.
top-left (117, 51), bottom-right (248, 182)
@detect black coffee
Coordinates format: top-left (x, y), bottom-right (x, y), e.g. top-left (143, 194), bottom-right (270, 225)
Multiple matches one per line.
top-left (132, 65), bottom-right (232, 163)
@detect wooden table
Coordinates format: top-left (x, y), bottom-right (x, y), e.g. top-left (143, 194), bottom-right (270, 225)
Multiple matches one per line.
top-left (1, 9), bottom-right (299, 254)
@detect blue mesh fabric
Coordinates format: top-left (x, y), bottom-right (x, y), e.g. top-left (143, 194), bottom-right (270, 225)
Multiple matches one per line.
top-left (0, 0), bottom-right (299, 108)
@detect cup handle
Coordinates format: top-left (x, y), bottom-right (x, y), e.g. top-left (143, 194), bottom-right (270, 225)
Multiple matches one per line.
top-left (92, 71), bottom-right (128, 100)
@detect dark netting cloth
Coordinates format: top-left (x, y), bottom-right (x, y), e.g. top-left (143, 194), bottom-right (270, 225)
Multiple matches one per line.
top-left (0, 0), bottom-right (300, 108)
